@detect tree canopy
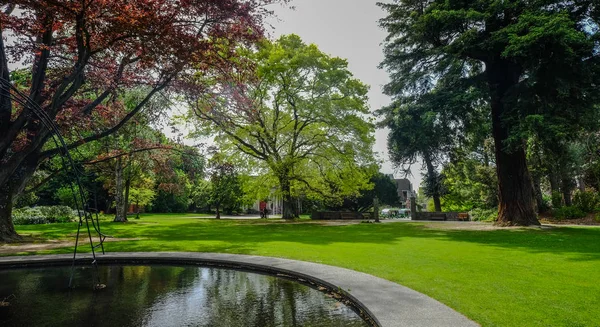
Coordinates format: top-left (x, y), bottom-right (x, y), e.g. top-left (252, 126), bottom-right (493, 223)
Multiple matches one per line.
top-left (0, 0), bottom-right (282, 241)
top-left (188, 34), bottom-right (376, 218)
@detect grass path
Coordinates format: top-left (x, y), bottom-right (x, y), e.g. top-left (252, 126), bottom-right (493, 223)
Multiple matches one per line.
top-left (7, 214), bottom-right (600, 327)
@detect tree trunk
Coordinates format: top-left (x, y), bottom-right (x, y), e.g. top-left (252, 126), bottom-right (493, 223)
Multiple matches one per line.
top-left (136, 199), bottom-right (140, 219)
top-left (114, 157), bottom-right (127, 222)
top-left (280, 178), bottom-right (297, 219)
top-left (423, 153), bottom-right (442, 212)
top-left (0, 152), bottom-right (40, 242)
top-left (122, 176), bottom-right (131, 220)
top-left (549, 170), bottom-right (560, 195)
top-left (532, 174), bottom-right (546, 213)
top-left (0, 181), bottom-right (20, 242)
top-left (486, 60), bottom-right (539, 226)
top-left (577, 176), bottom-right (586, 192)
top-left (215, 204), bottom-right (221, 219)
top-left (561, 176), bottom-right (573, 207)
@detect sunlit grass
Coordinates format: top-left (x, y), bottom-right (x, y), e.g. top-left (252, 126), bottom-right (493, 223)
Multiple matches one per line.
top-left (9, 215), bottom-right (600, 327)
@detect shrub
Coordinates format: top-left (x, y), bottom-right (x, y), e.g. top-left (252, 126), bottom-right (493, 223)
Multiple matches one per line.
top-left (572, 190), bottom-right (599, 213)
top-left (12, 206), bottom-right (78, 225)
top-left (38, 206), bottom-right (78, 223)
top-left (595, 213), bottom-right (600, 223)
top-left (551, 191), bottom-right (563, 209)
top-left (553, 206), bottom-right (586, 220)
top-left (12, 207), bottom-right (49, 225)
top-left (469, 208), bottom-right (497, 222)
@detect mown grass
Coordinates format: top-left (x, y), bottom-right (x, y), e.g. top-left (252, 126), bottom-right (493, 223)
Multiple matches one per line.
top-left (8, 215), bottom-right (600, 327)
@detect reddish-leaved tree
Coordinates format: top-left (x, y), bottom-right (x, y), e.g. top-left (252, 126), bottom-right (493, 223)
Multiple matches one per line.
top-left (0, 0), bottom-right (284, 241)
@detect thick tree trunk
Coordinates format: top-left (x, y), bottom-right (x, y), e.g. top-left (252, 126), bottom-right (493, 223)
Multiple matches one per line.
top-left (423, 153), bottom-right (442, 212)
top-left (0, 152), bottom-right (40, 242)
top-left (487, 60), bottom-right (539, 226)
top-left (280, 178), bottom-right (297, 220)
top-left (215, 204), bottom-right (221, 219)
top-left (114, 157), bottom-right (127, 222)
top-left (0, 181), bottom-right (20, 243)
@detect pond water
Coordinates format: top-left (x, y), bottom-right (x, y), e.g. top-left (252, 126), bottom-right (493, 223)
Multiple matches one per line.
top-left (0, 265), bottom-right (369, 327)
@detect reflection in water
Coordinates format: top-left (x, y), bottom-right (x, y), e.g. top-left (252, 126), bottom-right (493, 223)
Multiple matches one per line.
top-left (0, 265), bottom-right (369, 327)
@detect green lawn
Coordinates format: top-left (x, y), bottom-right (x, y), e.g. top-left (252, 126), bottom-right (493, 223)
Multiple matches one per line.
top-left (7, 214), bottom-right (600, 327)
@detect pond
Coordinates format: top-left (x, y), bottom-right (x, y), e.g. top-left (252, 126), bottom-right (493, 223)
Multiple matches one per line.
top-left (0, 265), bottom-right (370, 327)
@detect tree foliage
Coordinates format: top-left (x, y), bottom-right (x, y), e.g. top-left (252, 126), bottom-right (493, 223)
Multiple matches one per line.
top-left (188, 34), bottom-right (376, 218)
top-left (329, 173), bottom-right (400, 213)
top-left (207, 154), bottom-right (243, 218)
top-left (0, 0), bottom-right (283, 241)
top-left (378, 0), bottom-right (600, 225)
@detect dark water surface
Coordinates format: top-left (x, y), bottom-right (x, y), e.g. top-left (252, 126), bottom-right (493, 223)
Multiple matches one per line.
top-left (0, 265), bottom-right (369, 327)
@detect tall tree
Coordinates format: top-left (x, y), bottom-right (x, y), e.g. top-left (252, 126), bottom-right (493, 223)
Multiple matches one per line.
top-left (188, 35), bottom-right (376, 219)
top-left (379, 0), bottom-right (600, 225)
top-left (207, 154), bottom-right (242, 219)
top-left (0, 0), bottom-right (280, 241)
top-left (378, 62), bottom-right (484, 212)
top-left (379, 97), bottom-right (452, 212)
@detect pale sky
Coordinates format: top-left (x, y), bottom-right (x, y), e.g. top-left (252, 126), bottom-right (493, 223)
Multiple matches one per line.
top-left (269, 0), bottom-right (422, 189)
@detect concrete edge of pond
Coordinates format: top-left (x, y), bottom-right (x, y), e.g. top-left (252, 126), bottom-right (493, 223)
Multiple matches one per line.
top-left (0, 252), bottom-right (479, 327)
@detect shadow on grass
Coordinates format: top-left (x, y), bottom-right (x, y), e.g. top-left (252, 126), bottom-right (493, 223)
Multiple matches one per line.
top-left (14, 220), bottom-right (600, 261)
top-left (103, 221), bottom-right (600, 261)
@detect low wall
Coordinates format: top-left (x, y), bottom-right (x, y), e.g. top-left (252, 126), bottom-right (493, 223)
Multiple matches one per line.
top-left (311, 211), bottom-right (371, 220)
top-left (412, 212), bottom-right (469, 221)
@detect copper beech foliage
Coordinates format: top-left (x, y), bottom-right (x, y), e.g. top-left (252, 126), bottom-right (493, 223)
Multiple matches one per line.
top-left (0, 0), bottom-right (284, 188)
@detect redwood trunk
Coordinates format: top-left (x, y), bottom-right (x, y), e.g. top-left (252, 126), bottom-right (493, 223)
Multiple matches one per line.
top-left (487, 60), bottom-right (539, 226)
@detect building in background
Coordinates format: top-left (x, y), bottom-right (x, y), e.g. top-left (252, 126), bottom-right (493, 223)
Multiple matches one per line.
top-left (385, 174), bottom-right (413, 208)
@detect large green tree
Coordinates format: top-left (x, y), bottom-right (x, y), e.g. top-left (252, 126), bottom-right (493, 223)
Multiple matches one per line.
top-left (379, 0), bottom-right (600, 225)
top-left (188, 35), bottom-right (376, 219)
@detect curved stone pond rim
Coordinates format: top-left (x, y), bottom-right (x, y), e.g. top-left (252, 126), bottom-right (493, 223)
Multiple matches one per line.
top-left (0, 252), bottom-right (479, 327)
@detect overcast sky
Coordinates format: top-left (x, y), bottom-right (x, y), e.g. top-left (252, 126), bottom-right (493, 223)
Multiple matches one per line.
top-left (268, 0), bottom-right (422, 189)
